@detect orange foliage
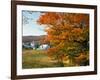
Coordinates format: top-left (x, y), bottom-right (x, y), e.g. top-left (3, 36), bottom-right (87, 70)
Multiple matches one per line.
top-left (75, 53), bottom-right (88, 64)
top-left (38, 12), bottom-right (60, 25)
top-left (37, 12), bottom-right (89, 66)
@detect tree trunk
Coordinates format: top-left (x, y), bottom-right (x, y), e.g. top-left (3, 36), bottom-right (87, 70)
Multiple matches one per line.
top-left (57, 58), bottom-right (64, 67)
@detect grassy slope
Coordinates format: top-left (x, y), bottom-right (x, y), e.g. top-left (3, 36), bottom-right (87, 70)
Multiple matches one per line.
top-left (22, 49), bottom-right (60, 69)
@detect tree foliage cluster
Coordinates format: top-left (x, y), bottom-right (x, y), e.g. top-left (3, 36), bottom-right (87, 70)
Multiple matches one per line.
top-left (37, 12), bottom-right (89, 66)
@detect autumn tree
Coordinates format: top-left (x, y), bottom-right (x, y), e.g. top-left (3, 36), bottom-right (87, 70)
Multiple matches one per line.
top-left (37, 12), bottom-right (89, 67)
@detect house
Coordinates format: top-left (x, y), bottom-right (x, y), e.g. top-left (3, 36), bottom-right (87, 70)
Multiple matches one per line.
top-left (22, 36), bottom-right (46, 50)
top-left (22, 41), bottom-right (35, 49)
top-left (38, 44), bottom-right (50, 50)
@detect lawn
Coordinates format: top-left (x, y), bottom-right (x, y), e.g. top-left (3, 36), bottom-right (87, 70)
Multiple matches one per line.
top-left (22, 49), bottom-right (60, 69)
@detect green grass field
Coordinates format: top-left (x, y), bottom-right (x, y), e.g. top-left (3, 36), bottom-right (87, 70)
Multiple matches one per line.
top-left (22, 49), bottom-right (60, 69)
top-left (22, 49), bottom-right (89, 69)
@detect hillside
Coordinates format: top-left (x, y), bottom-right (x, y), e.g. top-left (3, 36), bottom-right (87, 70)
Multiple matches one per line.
top-left (22, 35), bottom-right (46, 43)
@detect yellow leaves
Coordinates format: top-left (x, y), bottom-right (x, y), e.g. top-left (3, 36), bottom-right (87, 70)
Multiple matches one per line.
top-left (71, 28), bottom-right (84, 41)
top-left (77, 37), bottom-right (85, 42)
top-left (52, 40), bottom-right (60, 44)
top-left (75, 52), bottom-right (88, 64)
top-left (78, 53), bottom-right (87, 60)
top-left (45, 29), bottom-right (55, 34)
top-left (46, 47), bottom-right (60, 56)
top-left (57, 42), bottom-right (65, 49)
top-left (62, 55), bottom-right (69, 61)
top-left (67, 47), bottom-right (75, 50)
top-left (72, 28), bottom-right (83, 34)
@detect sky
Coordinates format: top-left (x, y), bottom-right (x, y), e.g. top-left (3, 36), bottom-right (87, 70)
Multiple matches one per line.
top-left (22, 10), bottom-right (47, 36)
